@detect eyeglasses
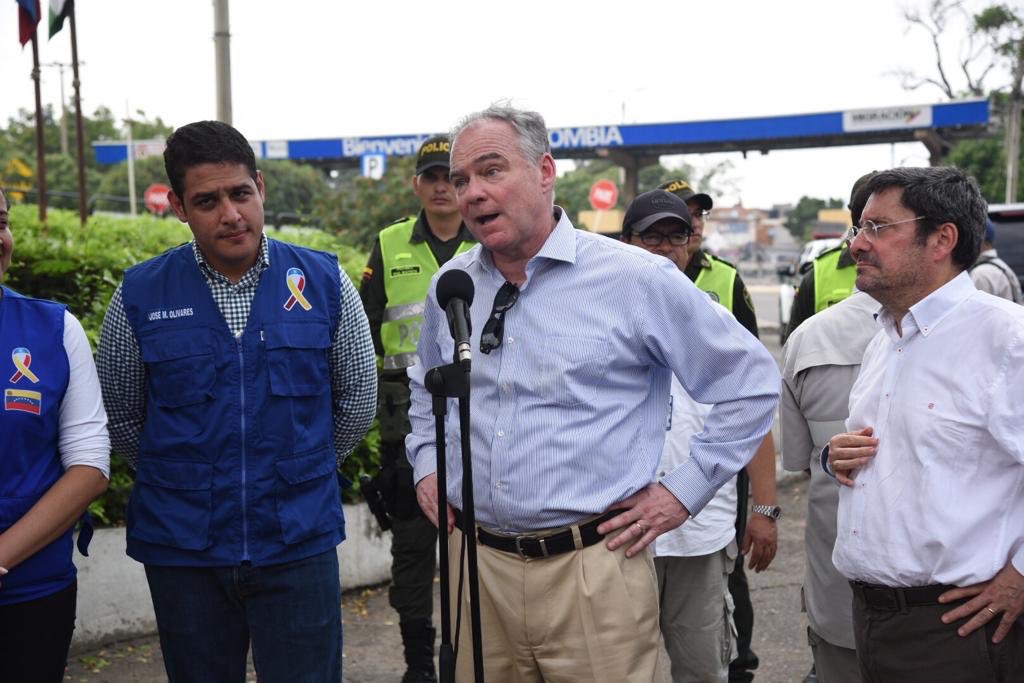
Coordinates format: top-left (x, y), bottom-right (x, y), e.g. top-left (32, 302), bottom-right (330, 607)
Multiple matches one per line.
top-left (480, 281), bottom-right (520, 354)
top-left (637, 231), bottom-right (691, 247)
top-left (843, 216), bottom-right (926, 243)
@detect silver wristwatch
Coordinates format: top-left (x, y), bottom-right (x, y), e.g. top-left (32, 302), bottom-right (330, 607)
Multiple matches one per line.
top-left (752, 504), bottom-right (782, 521)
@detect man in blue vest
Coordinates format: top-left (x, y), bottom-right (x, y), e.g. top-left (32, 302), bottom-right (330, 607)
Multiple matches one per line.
top-left (97, 120), bottom-right (377, 683)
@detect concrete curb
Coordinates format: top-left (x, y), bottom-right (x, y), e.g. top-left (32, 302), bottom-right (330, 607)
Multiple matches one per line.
top-left (71, 503), bottom-right (393, 652)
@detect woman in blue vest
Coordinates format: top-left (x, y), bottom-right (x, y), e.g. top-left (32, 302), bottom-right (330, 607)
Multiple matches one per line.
top-left (0, 189), bottom-right (111, 682)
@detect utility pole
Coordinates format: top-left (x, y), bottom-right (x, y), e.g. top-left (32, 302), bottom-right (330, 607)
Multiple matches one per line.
top-left (213, 0), bottom-right (233, 124)
top-left (1007, 98), bottom-right (1021, 204)
top-left (42, 62), bottom-right (71, 155)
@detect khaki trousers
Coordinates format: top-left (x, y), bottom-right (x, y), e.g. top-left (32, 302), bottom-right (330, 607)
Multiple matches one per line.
top-left (448, 523), bottom-right (670, 683)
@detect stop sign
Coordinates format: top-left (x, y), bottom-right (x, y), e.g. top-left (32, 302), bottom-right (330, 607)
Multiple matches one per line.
top-left (144, 183), bottom-right (172, 215)
top-left (589, 179), bottom-right (618, 210)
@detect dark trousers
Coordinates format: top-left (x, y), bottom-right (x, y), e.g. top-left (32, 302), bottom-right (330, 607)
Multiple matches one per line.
top-left (381, 441), bottom-right (437, 623)
top-left (0, 580), bottom-right (77, 682)
top-left (852, 587), bottom-right (1024, 682)
top-left (729, 556), bottom-right (759, 682)
top-left (145, 550), bottom-right (342, 683)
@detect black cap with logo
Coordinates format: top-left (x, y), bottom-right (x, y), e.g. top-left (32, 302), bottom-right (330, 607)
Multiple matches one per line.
top-left (415, 135), bottom-right (451, 175)
top-left (659, 179), bottom-right (713, 212)
top-left (622, 190), bottom-right (692, 235)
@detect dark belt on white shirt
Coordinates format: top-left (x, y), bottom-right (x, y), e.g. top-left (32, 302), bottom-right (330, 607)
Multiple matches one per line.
top-left (453, 509), bottom-right (623, 559)
top-left (850, 581), bottom-right (954, 611)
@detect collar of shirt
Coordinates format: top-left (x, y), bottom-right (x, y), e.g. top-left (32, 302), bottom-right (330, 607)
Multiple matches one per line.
top-left (875, 271), bottom-right (975, 343)
top-left (464, 207), bottom-right (576, 286)
top-left (409, 210), bottom-right (473, 245)
top-left (191, 234), bottom-right (270, 287)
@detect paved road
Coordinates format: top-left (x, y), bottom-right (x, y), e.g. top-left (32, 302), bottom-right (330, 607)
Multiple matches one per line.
top-left (65, 317), bottom-right (818, 682)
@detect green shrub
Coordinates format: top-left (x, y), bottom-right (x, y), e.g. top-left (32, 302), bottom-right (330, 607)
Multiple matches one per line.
top-left (5, 205), bottom-right (377, 523)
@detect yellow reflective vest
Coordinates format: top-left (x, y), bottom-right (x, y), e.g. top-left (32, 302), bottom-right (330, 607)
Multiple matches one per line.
top-left (378, 217), bottom-right (474, 370)
top-left (694, 253), bottom-right (737, 313)
top-left (812, 247), bottom-right (856, 313)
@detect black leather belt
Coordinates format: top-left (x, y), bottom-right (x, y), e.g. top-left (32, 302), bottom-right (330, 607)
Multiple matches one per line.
top-left (850, 581), bottom-right (954, 611)
top-left (453, 509), bottom-right (622, 559)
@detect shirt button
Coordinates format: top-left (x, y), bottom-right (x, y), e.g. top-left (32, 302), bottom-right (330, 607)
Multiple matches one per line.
top-left (507, 337), bottom-right (514, 344)
top-left (659, 471), bottom-right (666, 478)
top-left (497, 430), bottom-right (505, 437)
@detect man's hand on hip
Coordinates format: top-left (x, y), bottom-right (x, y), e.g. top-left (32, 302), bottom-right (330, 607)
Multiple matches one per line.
top-left (415, 473), bottom-right (454, 534)
top-left (828, 427), bottom-right (878, 487)
top-left (940, 561), bottom-right (1024, 643)
top-left (598, 483), bottom-right (690, 559)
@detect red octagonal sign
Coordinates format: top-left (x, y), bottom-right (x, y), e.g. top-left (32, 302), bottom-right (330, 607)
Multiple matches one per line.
top-left (144, 183), bottom-right (172, 215)
top-left (589, 179), bottom-right (618, 210)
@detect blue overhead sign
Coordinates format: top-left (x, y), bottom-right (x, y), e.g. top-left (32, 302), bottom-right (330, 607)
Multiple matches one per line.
top-left (92, 99), bottom-right (990, 165)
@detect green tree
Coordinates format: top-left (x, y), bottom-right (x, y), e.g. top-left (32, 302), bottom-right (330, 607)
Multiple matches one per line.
top-left (313, 155), bottom-right (420, 250)
top-left (894, 1), bottom-right (1024, 201)
top-left (93, 155), bottom-right (169, 213)
top-left (784, 196), bottom-right (844, 241)
top-left (260, 159), bottom-right (331, 222)
top-left (1, 105), bottom-right (174, 208)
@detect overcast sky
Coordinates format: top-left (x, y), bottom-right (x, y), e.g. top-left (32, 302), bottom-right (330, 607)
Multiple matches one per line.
top-left (1, 0), bottom-right (1006, 207)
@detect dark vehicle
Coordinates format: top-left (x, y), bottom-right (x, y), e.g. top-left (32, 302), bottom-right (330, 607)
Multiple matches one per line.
top-left (988, 203), bottom-right (1024, 292)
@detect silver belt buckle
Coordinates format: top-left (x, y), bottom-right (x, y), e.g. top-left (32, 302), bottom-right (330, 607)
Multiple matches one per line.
top-left (514, 534), bottom-right (548, 559)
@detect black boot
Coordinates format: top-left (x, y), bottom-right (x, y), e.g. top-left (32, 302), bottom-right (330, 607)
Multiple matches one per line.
top-left (400, 618), bottom-right (437, 683)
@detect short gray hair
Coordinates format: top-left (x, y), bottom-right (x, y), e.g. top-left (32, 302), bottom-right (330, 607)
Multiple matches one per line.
top-left (451, 102), bottom-right (551, 167)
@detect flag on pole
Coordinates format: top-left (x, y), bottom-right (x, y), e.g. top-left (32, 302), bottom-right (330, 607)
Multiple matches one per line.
top-left (48, 0), bottom-right (70, 39)
top-left (17, 0), bottom-right (41, 46)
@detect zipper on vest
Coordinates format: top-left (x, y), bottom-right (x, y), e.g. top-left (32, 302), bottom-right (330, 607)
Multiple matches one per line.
top-left (237, 337), bottom-right (250, 562)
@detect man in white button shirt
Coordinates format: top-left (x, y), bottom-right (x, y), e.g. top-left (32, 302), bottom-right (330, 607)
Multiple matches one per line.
top-left (826, 166), bottom-right (1024, 680)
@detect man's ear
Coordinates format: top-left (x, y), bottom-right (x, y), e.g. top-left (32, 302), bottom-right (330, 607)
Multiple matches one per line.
top-left (539, 152), bottom-right (557, 194)
top-left (168, 190), bottom-right (188, 223)
top-left (256, 170), bottom-right (266, 201)
top-left (932, 221), bottom-right (959, 262)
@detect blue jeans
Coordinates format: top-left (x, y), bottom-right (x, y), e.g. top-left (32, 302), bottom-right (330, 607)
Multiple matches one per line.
top-left (145, 549), bottom-right (342, 683)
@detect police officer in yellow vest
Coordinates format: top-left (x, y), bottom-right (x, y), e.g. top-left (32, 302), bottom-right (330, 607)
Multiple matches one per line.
top-left (785, 172), bottom-right (875, 340)
top-left (657, 179), bottom-right (778, 683)
top-left (359, 135), bottom-right (474, 683)
top-left (659, 179), bottom-right (759, 332)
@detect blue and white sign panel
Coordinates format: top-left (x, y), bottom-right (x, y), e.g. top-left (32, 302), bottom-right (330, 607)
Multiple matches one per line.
top-left (92, 100), bottom-right (989, 165)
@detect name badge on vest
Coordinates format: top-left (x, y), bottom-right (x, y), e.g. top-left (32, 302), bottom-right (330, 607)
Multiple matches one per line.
top-left (390, 265), bottom-right (422, 278)
top-left (284, 267), bottom-right (313, 312)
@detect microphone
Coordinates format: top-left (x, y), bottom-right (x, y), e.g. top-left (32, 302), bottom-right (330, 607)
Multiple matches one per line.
top-left (436, 269), bottom-right (475, 369)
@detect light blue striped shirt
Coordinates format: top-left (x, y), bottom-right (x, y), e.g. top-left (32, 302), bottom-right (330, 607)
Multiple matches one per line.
top-left (407, 209), bottom-right (780, 534)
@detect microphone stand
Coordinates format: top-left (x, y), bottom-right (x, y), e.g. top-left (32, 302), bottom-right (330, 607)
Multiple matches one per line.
top-left (426, 360), bottom-right (484, 683)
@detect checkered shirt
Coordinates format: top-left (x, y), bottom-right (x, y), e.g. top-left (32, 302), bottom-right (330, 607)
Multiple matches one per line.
top-left (97, 236), bottom-right (377, 467)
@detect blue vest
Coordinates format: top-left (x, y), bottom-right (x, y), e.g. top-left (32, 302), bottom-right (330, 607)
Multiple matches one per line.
top-left (120, 240), bottom-right (345, 566)
top-left (0, 287), bottom-right (74, 605)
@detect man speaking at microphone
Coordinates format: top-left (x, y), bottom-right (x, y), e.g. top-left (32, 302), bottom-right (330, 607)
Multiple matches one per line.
top-left (406, 103), bottom-right (780, 682)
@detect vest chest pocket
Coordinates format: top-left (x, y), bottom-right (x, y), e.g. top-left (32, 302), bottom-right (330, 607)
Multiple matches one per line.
top-left (130, 459), bottom-right (213, 550)
top-left (140, 334), bottom-right (216, 408)
top-left (264, 322), bottom-right (332, 396)
top-left (274, 447), bottom-right (342, 544)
